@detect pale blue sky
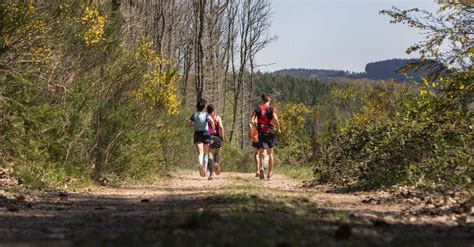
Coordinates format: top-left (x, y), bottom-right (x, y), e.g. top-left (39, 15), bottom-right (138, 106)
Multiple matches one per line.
top-left (257, 0), bottom-right (439, 72)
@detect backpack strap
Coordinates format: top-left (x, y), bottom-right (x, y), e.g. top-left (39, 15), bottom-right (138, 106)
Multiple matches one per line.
top-left (266, 107), bottom-right (274, 120)
top-left (254, 106), bottom-right (262, 118)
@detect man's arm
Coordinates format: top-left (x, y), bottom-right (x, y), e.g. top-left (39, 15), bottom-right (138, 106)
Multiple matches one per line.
top-left (273, 113), bottom-right (282, 133)
top-left (218, 116), bottom-right (225, 141)
top-left (251, 115), bottom-right (258, 126)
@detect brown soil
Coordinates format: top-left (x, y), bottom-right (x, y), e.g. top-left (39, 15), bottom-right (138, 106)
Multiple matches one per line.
top-left (0, 171), bottom-right (473, 246)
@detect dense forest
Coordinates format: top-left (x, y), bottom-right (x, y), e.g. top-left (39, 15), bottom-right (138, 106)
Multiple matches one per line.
top-left (274, 58), bottom-right (430, 82)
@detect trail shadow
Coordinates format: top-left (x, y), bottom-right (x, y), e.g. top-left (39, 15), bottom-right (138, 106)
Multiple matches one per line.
top-left (0, 189), bottom-right (473, 246)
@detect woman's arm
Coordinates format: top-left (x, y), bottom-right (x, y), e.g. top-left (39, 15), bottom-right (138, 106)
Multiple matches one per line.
top-left (186, 119), bottom-right (194, 128)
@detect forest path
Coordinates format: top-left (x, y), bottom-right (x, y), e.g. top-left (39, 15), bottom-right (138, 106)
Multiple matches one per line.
top-left (0, 171), bottom-right (472, 246)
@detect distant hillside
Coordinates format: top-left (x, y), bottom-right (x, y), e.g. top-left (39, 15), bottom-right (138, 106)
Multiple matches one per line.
top-left (274, 59), bottom-right (428, 82)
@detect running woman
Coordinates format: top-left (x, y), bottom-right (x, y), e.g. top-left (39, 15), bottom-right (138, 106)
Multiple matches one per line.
top-left (206, 104), bottom-right (224, 179)
top-left (252, 94), bottom-right (281, 180)
top-left (187, 99), bottom-right (215, 179)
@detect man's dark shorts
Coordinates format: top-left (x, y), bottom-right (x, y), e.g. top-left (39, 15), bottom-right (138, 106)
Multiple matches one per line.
top-left (210, 135), bottom-right (222, 149)
top-left (258, 129), bottom-right (277, 149)
top-left (194, 131), bottom-right (212, 144)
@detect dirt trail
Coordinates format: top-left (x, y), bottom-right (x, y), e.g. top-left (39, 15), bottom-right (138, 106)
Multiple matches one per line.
top-left (0, 171), bottom-right (472, 246)
top-left (266, 173), bottom-right (474, 226)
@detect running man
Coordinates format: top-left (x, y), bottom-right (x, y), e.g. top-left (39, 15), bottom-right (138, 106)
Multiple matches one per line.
top-left (206, 104), bottom-right (224, 179)
top-left (249, 122), bottom-right (269, 178)
top-left (252, 94), bottom-right (281, 180)
top-left (249, 122), bottom-right (261, 178)
top-left (187, 99), bottom-right (215, 179)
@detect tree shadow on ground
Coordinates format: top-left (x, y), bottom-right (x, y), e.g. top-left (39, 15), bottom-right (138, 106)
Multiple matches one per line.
top-left (0, 189), bottom-right (473, 246)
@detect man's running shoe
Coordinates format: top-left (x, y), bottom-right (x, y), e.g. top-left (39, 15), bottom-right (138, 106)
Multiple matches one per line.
top-left (208, 173), bottom-right (214, 180)
top-left (267, 171), bottom-right (272, 180)
top-left (214, 164), bottom-right (221, 175)
top-left (198, 164), bottom-right (205, 177)
top-left (259, 169), bottom-right (265, 180)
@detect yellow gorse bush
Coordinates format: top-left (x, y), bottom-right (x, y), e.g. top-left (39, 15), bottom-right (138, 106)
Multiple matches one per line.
top-left (132, 38), bottom-right (180, 115)
top-left (80, 5), bottom-right (105, 46)
top-left (1, 1), bottom-right (40, 41)
top-left (278, 102), bottom-right (311, 143)
top-left (1, 1), bottom-right (50, 64)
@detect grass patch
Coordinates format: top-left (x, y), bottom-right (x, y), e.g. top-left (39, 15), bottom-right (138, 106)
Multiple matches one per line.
top-left (220, 145), bottom-right (254, 173)
top-left (274, 165), bottom-right (314, 182)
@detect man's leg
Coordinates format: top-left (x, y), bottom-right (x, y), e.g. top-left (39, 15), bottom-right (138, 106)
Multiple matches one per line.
top-left (258, 148), bottom-right (265, 179)
top-left (267, 148), bottom-right (274, 179)
top-left (253, 148), bottom-right (260, 176)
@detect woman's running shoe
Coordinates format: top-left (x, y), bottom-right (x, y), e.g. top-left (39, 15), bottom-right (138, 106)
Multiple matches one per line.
top-left (259, 169), bottom-right (265, 180)
top-left (267, 171), bottom-right (272, 180)
top-left (198, 164), bottom-right (205, 177)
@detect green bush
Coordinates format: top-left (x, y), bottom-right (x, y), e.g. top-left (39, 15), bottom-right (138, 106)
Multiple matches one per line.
top-left (0, 1), bottom-right (188, 188)
top-left (311, 76), bottom-right (473, 190)
top-left (221, 144), bottom-right (254, 173)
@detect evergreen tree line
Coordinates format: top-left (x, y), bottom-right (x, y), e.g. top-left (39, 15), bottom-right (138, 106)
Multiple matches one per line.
top-left (273, 58), bottom-right (434, 82)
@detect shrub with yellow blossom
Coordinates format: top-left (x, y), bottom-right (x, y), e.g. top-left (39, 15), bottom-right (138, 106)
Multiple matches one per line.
top-left (275, 102), bottom-right (312, 166)
top-left (0, 1), bottom-right (50, 65)
top-left (1, 1), bottom-right (193, 188)
top-left (80, 5), bottom-right (105, 46)
top-left (132, 38), bottom-right (180, 116)
top-left (312, 77), bottom-right (472, 190)
top-left (278, 102), bottom-right (311, 145)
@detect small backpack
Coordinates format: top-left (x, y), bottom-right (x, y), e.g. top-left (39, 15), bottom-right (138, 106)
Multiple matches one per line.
top-left (254, 106), bottom-right (274, 134)
top-left (255, 106), bottom-right (273, 120)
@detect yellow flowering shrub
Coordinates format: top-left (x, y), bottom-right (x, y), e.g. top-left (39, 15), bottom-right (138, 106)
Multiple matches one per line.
top-left (275, 102), bottom-right (313, 166)
top-left (278, 102), bottom-right (311, 145)
top-left (132, 38), bottom-right (180, 115)
top-left (80, 5), bottom-right (105, 46)
top-left (1, 1), bottom-right (50, 64)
